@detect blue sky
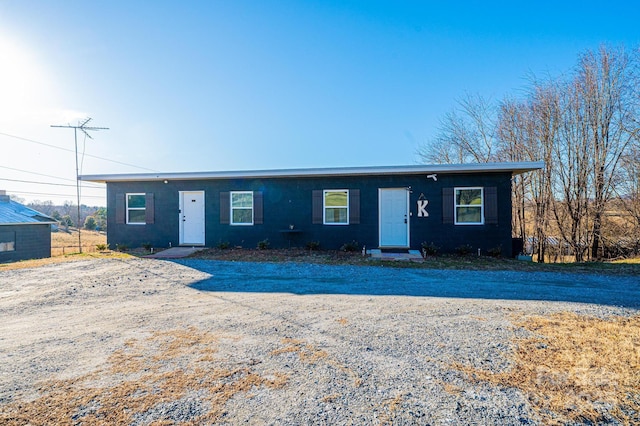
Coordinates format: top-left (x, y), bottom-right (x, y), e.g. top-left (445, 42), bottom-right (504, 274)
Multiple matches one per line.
top-left (0, 1), bottom-right (638, 205)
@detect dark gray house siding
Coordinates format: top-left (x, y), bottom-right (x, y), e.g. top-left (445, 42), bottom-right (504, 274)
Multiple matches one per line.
top-left (90, 163), bottom-right (542, 257)
top-left (0, 224), bottom-right (52, 263)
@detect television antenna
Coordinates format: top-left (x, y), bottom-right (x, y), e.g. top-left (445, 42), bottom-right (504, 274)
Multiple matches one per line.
top-left (51, 118), bottom-right (109, 253)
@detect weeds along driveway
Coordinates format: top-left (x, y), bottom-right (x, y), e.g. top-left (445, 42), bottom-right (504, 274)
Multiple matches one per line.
top-left (177, 259), bottom-right (640, 309)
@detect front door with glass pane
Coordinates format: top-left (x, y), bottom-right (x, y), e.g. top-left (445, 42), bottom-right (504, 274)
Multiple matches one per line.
top-left (179, 191), bottom-right (205, 245)
top-left (379, 188), bottom-right (409, 247)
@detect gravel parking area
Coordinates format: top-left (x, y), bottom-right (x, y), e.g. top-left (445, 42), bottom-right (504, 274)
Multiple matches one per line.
top-left (0, 257), bottom-right (638, 424)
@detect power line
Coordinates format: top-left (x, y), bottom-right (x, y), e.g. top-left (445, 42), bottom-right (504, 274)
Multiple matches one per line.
top-left (0, 130), bottom-right (159, 172)
top-left (8, 190), bottom-right (105, 200)
top-left (0, 176), bottom-right (105, 189)
top-left (0, 164), bottom-right (84, 184)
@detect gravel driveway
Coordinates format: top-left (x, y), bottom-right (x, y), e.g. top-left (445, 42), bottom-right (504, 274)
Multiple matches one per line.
top-left (1, 257), bottom-right (638, 425)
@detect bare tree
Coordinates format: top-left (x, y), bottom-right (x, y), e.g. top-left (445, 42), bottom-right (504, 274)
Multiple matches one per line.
top-left (530, 82), bottom-right (561, 262)
top-left (496, 78), bottom-right (560, 262)
top-left (576, 46), bottom-right (637, 259)
top-left (616, 143), bottom-right (640, 249)
top-left (552, 78), bottom-right (593, 262)
top-left (417, 93), bottom-right (499, 164)
top-left (497, 97), bottom-right (530, 243)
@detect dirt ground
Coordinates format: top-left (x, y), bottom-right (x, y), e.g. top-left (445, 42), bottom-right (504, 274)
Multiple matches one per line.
top-left (0, 256), bottom-right (638, 425)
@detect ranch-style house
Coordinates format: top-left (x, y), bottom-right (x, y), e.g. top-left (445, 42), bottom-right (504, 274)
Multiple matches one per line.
top-left (81, 161), bottom-right (542, 257)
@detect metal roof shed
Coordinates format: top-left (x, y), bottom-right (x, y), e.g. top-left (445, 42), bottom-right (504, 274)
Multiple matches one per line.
top-left (0, 191), bottom-right (56, 262)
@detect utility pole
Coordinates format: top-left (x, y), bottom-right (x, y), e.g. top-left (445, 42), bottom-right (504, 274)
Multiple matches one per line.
top-left (51, 118), bottom-right (109, 253)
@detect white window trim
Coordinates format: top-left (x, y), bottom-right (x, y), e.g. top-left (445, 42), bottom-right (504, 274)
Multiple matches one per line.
top-left (323, 189), bottom-right (349, 225)
top-left (126, 193), bottom-right (146, 225)
top-left (454, 187), bottom-right (484, 225)
top-left (230, 191), bottom-right (254, 226)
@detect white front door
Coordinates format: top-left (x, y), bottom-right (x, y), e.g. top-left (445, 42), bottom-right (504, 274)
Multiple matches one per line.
top-left (379, 188), bottom-right (409, 248)
top-left (179, 191), bottom-right (205, 245)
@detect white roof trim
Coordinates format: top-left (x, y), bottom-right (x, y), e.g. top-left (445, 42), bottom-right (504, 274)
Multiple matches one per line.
top-left (80, 162), bottom-right (544, 183)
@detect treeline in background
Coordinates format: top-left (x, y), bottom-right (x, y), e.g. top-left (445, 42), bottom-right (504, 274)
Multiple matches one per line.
top-left (419, 45), bottom-right (640, 262)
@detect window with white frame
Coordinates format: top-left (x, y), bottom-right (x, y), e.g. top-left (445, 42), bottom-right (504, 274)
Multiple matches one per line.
top-left (0, 231), bottom-right (15, 252)
top-left (126, 193), bottom-right (146, 224)
top-left (324, 190), bottom-right (349, 225)
top-left (230, 191), bottom-right (254, 225)
top-left (455, 187), bottom-right (484, 225)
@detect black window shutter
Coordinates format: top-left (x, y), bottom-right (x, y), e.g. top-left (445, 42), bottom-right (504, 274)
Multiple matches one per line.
top-left (253, 191), bottom-right (263, 224)
top-left (349, 189), bottom-right (360, 224)
top-left (312, 190), bottom-right (323, 224)
top-left (442, 188), bottom-right (454, 224)
top-left (484, 187), bottom-right (498, 224)
top-left (145, 193), bottom-right (155, 224)
top-left (116, 193), bottom-right (125, 224)
top-left (220, 192), bottom-right (230, 224)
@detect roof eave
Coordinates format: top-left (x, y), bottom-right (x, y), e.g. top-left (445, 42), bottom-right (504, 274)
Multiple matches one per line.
top-left (0, 221), bottom-right (57, 226)
top-left (79, 161), bottom-right (544, 183)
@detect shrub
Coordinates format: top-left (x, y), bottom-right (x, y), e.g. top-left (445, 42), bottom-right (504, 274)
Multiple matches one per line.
top-left (61, 215), bottom-right (73, 231)
top-left (84, 216), bottom-right (97, 230)
top-left (96, 243), bottom-right (108, 251)
top-left (217, 241), bottom-right (230, 250)
top-left (455, 244), bottom-right (473, 256)
top-left (487, 245), bottom-right (502, 258)
top-left (142, 243), bottom-right (152, 251)
top-left (116, 244), bottom-right (128, 252)
top-left (421, 241), bottom-right (440, 256)
top-left (306, 241), bottom-right (320, 251)
top-left (340, 240), bottom-right (359, 252)
top-left (257, 239), bottom-right (270, 250)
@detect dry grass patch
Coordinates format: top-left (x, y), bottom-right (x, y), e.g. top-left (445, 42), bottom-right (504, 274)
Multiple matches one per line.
top-left (438, 380), bottom-right (464, 396)
top-left (0, 328), bottom-right (287, 425)
top-left (271, 338), bottom-right (330, 364)
top-left (455, 312), bottom-right (640, 425)
top-left (470, 315), bottom-right (487, 322)
top-left (612, 256), bottom-right (640, 264)
top-left (0, 251), bottom-right (131, 271)
top-left (272, 338), bottom-right (362, 387)
top-left (377, 393), bottom-right (405, 425)
top-left (51, 229), bottom-right (107, 256)
top-left (321, 393), bottom-right (342, 403)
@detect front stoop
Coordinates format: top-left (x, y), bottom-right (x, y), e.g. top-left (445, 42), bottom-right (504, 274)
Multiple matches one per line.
top-left (368, 249), bottom-right (424, 262)
top-left (145, 247), bottom-right (205, 259)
